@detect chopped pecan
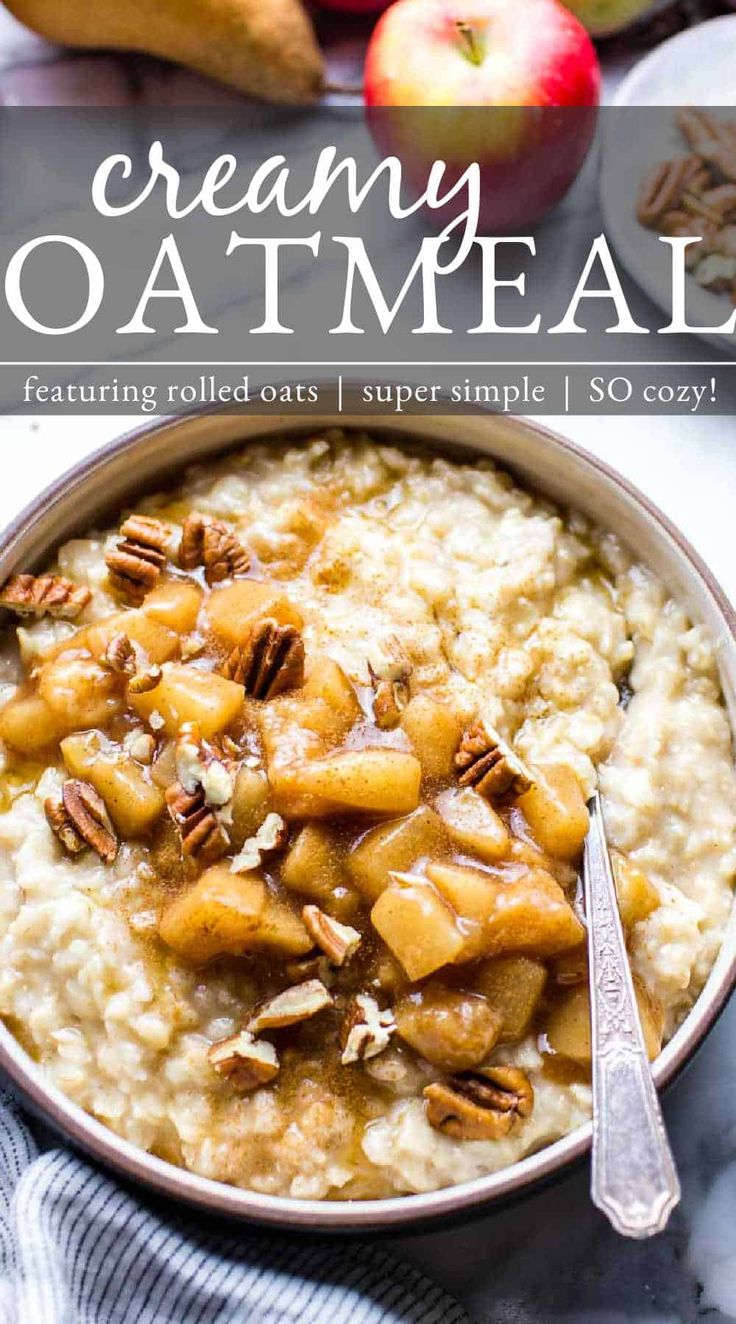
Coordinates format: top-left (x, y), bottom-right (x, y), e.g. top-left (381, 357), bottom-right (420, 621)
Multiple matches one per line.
top-left (455, 720), bottom-right (533, 802)
top-left (46, 780), bottom-right (118, 862)
top-left (179, 512), bottom-right (250, 584)
top-left (101, 632), bottom-right (136, 676)
top-left (302, 906), bottom-right (361, 966)
top-left (658, 211), bottom-right (716, 264)
top-left (230, 812), bottom-right (287, 874)
top-left (221, 618), bottom-right (305, 700)
top-left (340, 994), bottom-right (396, 1065)
top-left (0, 573), bottom-right (91, 620)
top-left (368, 636), bottom-right (412, 730)
top-left (106, 515), bottom-right (171, 604)
top-left (714, 224), bottom-right (736, 259)
top-left (128, 662), bottom-right (163, 695)
top-left (285, 953), bottom-right (335, 986)
top-left (123, 730), bottom-right (156, 765)
top-left (695, 252), bottom-right (736, 292)
top-left (701, 184), bottom-right (736, 222)
top-left (208, 1030), bottom-right (279, 1091)
top-left (175, 724), bottom-right (234, 812)
top-left (165, 781), bottom-right (228, 863)
top-left (424, 1066), bottom-right (533, 1140)
top-left (246, 979), bottom-right (333, 1034)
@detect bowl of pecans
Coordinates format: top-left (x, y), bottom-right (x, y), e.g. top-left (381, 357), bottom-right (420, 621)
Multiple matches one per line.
top-left (602, 14), bottom-right (736, 354)
top-left (0, 407), bottom-right (733, 1231)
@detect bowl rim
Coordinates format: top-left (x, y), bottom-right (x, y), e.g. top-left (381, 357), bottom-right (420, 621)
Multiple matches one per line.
top-left (0, 407), bottom-right (734, 1233)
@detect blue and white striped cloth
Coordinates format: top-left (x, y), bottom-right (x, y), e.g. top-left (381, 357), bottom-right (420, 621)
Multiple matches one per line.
top-left (0, 1090), bottom-right (467, 1324)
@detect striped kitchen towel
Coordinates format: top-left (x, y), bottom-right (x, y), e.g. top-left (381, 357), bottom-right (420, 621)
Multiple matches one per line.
top-left (0, 1091), bottom-right (468, 1324)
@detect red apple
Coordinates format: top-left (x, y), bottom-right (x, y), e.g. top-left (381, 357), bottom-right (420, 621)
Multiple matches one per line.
top-left (364, 0), bottom-right (600, 234)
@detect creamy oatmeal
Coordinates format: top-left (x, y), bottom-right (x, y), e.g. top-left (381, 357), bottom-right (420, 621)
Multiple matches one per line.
top-left (0, 428), bottom-right (732, 1201)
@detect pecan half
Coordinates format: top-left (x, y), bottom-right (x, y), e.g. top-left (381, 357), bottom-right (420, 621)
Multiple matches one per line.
top-left (46, 780), bottom-right (118, 862)
top-left (0, 573), bottom-right (91, 620)
top-left (165, 781), bottom-right (228, 863)
top-left (179, 512), bottom-right (250, 584)
top-left (100, 632), bottom-right (136, 676)
top-left (105, 515), bottom-right (171, 604)
top-left (246, 979), bottom-right (333, 1034)
top-left (302, 906), bottom-right (361, 966)
top-left (221, 618), bottom-right (305, 700)
top-left (455, 720), bottom-right (533, 802)
top-left (368, 636), bottom-right (412, 730)
top-left (44, 796), bottom-right (85, 855)
top-left (208, 1031), bottom-right (279, 1091)
top-left (681, 189), bottom-right (724, 227)
top-left (340, 994), bottom-right (396, 1065)
top-left (677, 109), bottom-right (736, 183)
top-left (424, 1066), bottom-right (534, 1141)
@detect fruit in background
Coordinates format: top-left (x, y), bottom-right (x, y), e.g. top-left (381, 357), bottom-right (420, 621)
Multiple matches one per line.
top-left (364, 0), bottom-right (600, 233)
top-left (3, 0), bottom-right (324, 104)
top-left (558, 0), bottom-right (666, 37)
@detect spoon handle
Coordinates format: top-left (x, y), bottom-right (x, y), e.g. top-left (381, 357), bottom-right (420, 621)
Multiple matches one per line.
top-left (583, 792), bottom-right (681, 1238)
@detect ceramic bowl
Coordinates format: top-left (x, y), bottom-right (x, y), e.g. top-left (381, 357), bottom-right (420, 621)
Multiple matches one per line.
top-left (0, 407), bottom-right (734, 1232)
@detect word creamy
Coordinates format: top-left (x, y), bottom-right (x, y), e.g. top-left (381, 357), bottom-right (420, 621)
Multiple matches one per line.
top-left (3, 142), bottom-right (734, 339)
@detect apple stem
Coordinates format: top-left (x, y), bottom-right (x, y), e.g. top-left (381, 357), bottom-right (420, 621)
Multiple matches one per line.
top-left (455, 20), bottom-right (483, 66)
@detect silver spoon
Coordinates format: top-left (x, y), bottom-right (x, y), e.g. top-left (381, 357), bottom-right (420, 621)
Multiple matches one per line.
top-left (583, 791), bottom-right (681, 1237)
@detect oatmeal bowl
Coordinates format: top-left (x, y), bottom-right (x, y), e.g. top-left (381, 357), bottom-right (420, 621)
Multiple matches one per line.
top-left (0, 408), bottom-right (733, 1232)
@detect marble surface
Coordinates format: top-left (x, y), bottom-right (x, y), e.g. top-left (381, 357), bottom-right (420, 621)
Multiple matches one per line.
top-left (0, 1), bottom-right (734, 1320)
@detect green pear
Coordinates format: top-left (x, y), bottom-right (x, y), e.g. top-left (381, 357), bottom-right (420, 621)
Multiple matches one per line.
top-left (4, 0), bottom-right (325, 104)
top-left (560, 0), bottom-right (666, 36)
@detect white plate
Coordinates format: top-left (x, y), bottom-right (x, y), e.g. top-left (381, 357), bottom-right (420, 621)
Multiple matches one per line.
top-left (600, 15), bottom-right (736, 356)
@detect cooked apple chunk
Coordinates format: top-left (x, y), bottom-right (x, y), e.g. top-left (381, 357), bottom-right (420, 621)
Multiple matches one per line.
top-left (206, 581), bottom-right (303, 648)
top-left (0, 693), bottom-right (65, 752)
top-left (159, 864), bottom-right (312, 964)
top-left (545, 979), bottom-right (663, 1065)
top-left (61, 730), bottom-right (165, 837)
top-left (371, 873), bottom-right (464, 981)
top-left (83, 610), bottom-right (180, 665)
top-left (473, 955), bottom-right (547, 1043)
top-left (426, 861), bottom-right (585, 960)
top-left (435, 787), bottom-right (510, 862)
top-left (347, 806), bottom-right (448, 902)
top-left (400, 694), bottom-right (464, 780)
top-left (38, 652), bottom-right (123, 732)
top-left (612, 853), bottom-right (660, 928)
top-left (281, 823), bottom-right (356, 917)
top-left (302, 658), bottom-right (360, 734)
top-left (129, 664), bottom-right (243, 737)
top-left (142, 580), bottom-right (203, 633)
top-left (517, 765), bottom-right (590, 861)
top-left (394, 985), bottom-right (502, 1071)
top-left (230, 765), bottom-right (273, 847)
top-left (269, 748), bottom-right (422, 818)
